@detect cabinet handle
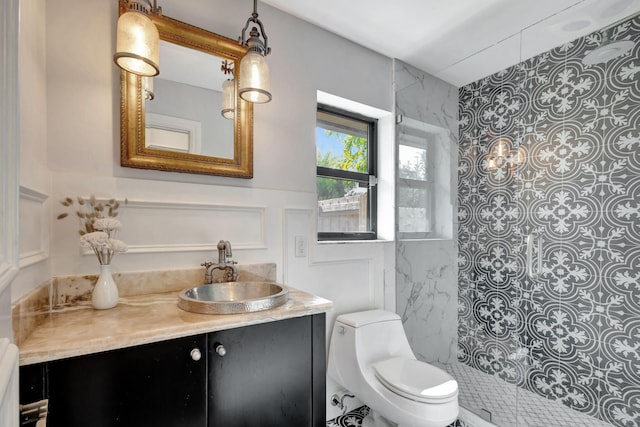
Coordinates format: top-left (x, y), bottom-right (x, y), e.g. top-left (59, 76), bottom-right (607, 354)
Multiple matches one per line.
top-left (190, 348), bottom-right (202, 361)
top-left (215, 344), bottom-right (226, 357)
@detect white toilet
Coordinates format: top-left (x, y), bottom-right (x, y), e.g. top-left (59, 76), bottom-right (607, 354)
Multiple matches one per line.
top-left (328, 309), bottom-right (458, 427)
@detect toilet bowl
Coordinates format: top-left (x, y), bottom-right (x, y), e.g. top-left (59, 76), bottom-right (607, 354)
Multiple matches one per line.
top-left (328, 309), bottom-right (458, 427)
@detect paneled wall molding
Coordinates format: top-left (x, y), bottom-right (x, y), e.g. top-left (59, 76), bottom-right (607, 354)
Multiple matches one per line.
top-left (0, 0), bottom-right (20, 293)
top-left (283, 208), bottom-right (377, 265)
top-left (89, 242), bottom-right (266, 255)
top-left (282, 208), bottom-right (377, 307)
top-left (78, 198), bottom-right (267, 256)
top-left (18, 185), bottom-right (49, 268)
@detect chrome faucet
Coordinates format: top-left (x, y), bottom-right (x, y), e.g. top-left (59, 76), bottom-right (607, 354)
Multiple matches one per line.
top-left (202, 240), bottom-right (238, 284)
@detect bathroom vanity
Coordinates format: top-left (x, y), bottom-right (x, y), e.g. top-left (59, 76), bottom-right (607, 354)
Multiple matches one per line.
top-left (17, 286), bottom-right (331, 427)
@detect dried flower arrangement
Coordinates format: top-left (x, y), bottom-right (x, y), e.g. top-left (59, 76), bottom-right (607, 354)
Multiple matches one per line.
top-left (58, 195), bottom-right (128, 265)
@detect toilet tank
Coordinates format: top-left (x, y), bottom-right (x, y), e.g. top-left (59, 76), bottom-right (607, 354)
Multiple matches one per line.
top-left (328, 310), bottom-right (415, 388)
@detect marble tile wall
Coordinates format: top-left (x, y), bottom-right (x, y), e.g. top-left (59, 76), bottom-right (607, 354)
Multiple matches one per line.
top-left (395, 60), bottom-right (459, 364)
top-left (458, 13), bottom-right (640, 427)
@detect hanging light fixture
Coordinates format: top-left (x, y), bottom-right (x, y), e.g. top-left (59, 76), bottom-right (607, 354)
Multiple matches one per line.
top-left (238, 0), bottom-right (272, 103)
top-left (221, 60), bottom-right (235, 120)
top-left (114, 0), bottom-right (161, 77)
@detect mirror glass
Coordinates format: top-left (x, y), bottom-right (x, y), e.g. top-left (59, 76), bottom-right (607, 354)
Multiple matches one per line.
top-left (120, 5), bottom-right (253, 178)
top-left (145, 41), bottom-right (234, 158)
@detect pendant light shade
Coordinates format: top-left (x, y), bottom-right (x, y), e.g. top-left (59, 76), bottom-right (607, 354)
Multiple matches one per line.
top-left (114, 1), bottom-right (160, 77)
top-left (238, 48), bottom-right (271, 103)
top-left (221, 78), bottom-right (235, 119)
top-left (238, 0), bottom-right (272, 104)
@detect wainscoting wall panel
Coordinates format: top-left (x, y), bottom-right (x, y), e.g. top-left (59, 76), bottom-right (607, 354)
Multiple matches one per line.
top-left (113, 200), bottom-right (267, 254)
top-left (18, 186), bottom-right (49, 268)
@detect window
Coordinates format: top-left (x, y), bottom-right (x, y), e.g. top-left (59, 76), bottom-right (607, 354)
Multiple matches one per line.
top-left (316, 104), bottom-right (377, 240)
top-left (397, 116), bottom-right (436, 239)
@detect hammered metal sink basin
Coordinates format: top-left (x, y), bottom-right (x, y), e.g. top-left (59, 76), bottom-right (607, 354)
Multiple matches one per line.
top-left (177, 281), bottom-right (288, 314)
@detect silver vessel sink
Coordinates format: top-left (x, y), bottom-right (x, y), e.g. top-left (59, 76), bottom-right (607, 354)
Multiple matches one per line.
top-left (178, 281), bottom-right (288, 314)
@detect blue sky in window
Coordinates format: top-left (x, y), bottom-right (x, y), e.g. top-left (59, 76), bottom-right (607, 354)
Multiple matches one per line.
top-left (316, 127), bottom-right (345, 160)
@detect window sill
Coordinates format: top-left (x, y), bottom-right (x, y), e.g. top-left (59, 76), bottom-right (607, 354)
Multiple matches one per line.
top-left (318, 239), bottom-right (393, 245)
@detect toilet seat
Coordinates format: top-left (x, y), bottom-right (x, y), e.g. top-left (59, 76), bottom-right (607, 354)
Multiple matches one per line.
top-left (373, 357), bottom-right (458, 404)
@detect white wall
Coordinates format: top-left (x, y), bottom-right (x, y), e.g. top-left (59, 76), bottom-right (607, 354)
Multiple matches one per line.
top-left (12, 0), bottom-right (51, 301)
top-left (7, 0), bottom-right (403, 415)
top-left (0, 0), bottom-right (20, 338)
top-left (39, 0), bottom-right (395, 304)
top-left (14, 0), bottom-right (398, 406)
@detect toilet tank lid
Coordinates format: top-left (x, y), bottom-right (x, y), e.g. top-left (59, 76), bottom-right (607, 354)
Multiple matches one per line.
top-left (336, 310), bottom-right (400, 328)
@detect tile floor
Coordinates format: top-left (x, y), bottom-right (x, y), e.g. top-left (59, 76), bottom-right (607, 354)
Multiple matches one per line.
top-left (326, 405), bottom-right (468, 427)
top-left (444, 362), bottom-right (614, 427)
top-left (327, 362), bottom-right (615, 427)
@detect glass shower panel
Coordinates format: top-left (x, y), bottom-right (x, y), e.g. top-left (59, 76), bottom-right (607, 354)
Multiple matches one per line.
top-left (397, 117), bottom-right (435, 238)
top-left (457, 35), bottom-right (523, 426)
top-left (397, 116), bottom-right (453, 239)
top-left (517, 4), bottom-right (640, 427)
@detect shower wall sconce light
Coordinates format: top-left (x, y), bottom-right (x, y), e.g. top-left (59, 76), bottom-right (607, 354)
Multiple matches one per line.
top-left (486, 139), bottom-right (523, 171)
top-left (221, 60), bottom-right (235, 120)
top-left (238, 0), bottom-right (272, 104)
top-left (114, 0), bottom-right (161, 77)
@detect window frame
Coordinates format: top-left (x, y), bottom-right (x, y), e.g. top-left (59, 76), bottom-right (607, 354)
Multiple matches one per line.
top-left (316, 104), bottom-right (377, 241)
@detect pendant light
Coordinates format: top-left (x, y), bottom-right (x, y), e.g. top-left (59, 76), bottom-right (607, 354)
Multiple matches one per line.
top-left (221, 61), bottom-right (235, 120)
top-left (114, 0), bottom-right (160, 77)
top-left (238, 0), bottom-right (272, 103)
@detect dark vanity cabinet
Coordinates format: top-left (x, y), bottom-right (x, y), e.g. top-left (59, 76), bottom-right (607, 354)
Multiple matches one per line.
top-left (19, 314), bottom-right (326, 427)
top-left (22, 334), bottom-right (208, 427)
top-left (209, 315), bottom-right (326, 426)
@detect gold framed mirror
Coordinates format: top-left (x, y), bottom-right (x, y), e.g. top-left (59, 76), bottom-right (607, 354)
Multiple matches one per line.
top-left (120, 4), bottom-right (253, 178)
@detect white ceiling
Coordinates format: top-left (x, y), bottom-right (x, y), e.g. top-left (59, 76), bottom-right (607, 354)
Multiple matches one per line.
top-left (262, 0), bottom-right (640, 87)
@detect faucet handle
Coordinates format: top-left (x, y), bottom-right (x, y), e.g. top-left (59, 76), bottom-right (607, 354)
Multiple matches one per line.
top-left (201, 261), bottom-right (214, 268)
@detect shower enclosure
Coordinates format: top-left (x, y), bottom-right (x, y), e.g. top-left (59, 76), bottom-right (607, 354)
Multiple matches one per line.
top-left (457, 7), bottom-right (639, 427)
top-left (398, 3), bottom-right (639, 427)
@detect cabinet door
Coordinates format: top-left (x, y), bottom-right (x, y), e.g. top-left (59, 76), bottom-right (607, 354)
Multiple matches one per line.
top-left (208, 316), bottom-right (315, 427)
top-left (47, 334), bottom-right (207, 427)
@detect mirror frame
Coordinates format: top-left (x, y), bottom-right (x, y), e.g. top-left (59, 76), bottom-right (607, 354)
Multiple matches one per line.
top-left (120, 5), bottom-right (253, 178)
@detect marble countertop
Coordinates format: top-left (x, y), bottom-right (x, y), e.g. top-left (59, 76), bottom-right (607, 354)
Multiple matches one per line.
top-left (18, 287), bottom-right (332, 366)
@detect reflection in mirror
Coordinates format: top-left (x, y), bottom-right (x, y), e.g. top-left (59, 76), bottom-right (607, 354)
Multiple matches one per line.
top-left (145, 41), bottom-right (234, 159)
top-left (119, 3), bottom-right (253, 178)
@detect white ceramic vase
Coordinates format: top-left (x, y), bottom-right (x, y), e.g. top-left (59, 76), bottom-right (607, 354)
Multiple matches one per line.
top-left (92, 264), bottom-right (119, 309)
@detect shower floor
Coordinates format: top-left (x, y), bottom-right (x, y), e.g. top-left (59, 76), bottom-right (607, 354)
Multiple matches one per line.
top-left (443, 362), bottom-right (615, 427)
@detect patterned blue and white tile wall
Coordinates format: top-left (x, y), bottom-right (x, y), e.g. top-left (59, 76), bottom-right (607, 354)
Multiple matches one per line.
top-left (458, 13), bottom-right (640, 427)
